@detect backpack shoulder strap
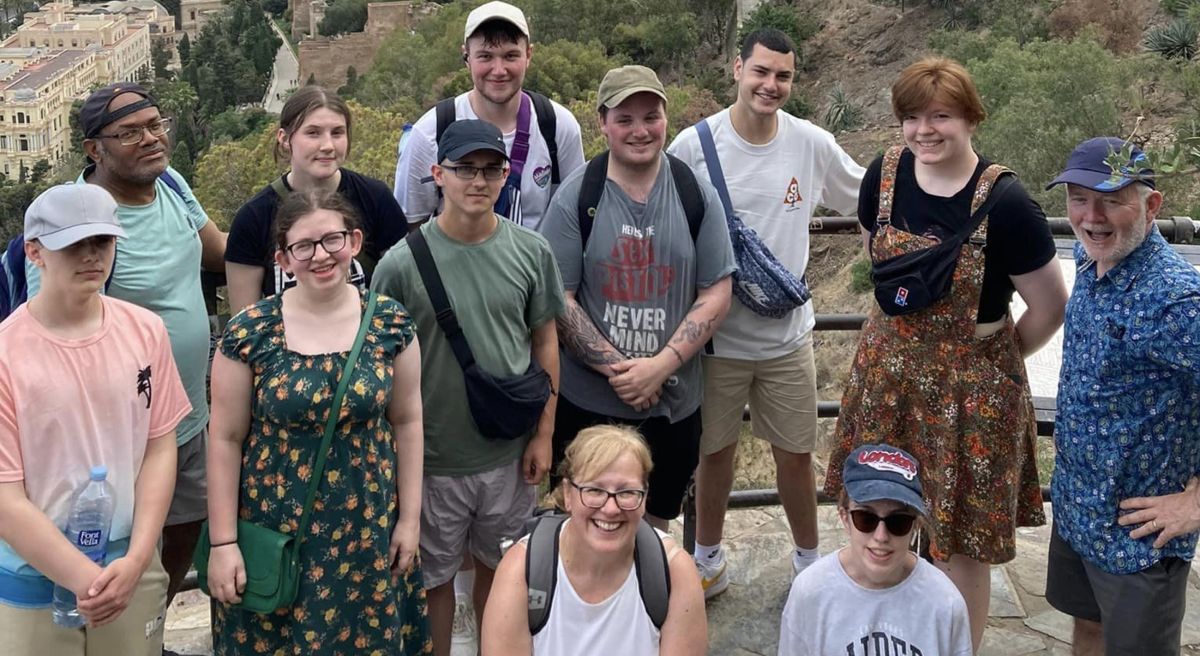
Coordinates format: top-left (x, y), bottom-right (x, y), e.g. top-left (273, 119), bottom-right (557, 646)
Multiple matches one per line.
top-left (404, 230), bottom-right (476, 369)
top-left (434, 98), bottom-right (456, 146)
top-left (526, 514), bottom-right (568, 636)
top-left (633, 519), bottom-right (671, 630)
top-left (577, 151), bottom-right (610, 249)
top-left (877, 145), bottom-right (906, 227)
top-left (666, 153), bottom-right (704, 242)
top-left (0, 235), bottom-right (27, 320)
top-left (527, 91), bottom-right (560, 185)
top-left (269, 175), bottom-right (289, 200)
top-left (157, 169), bottom-right (186, 200)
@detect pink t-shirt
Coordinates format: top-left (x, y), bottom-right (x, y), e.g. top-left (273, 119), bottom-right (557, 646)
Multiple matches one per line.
top-left (0, 296), bottom-right (191, 555)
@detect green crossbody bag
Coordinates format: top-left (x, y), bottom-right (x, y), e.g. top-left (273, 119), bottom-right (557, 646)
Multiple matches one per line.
top-left (193, 291), bottom-right (378, 614)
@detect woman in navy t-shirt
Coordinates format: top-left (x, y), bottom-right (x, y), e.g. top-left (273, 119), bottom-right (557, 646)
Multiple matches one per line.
top-left (224, 86), bottom-right (407, 312)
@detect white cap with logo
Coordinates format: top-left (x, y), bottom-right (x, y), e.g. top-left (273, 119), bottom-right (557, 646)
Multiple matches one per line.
top-left (24, 183), bottom-right (124, 250)
top-left (463, 1), bottom-right (529, 42)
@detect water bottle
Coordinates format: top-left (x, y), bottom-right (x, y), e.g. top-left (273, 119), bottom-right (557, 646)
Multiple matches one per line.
top-left (51, 465), bottom-right (115, 629)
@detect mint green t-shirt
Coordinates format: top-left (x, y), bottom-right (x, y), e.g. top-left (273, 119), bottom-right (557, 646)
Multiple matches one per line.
top-left (27, 169), bottom-right (211, 445)
top-left (371, 218), bottom-right (566, 476)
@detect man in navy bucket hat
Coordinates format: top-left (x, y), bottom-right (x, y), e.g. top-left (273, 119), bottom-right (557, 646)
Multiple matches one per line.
top-left (1044, 136), bottom-right (1200, 655)
top-left (778, 444), bottom-right (973, 655)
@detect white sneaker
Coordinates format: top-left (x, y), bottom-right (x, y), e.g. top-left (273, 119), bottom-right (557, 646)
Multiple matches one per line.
top-left (450, 593), bottom-right (477, 656)
top-left (793, 551), bottom-right (819, 577)
top-left (695, 553), bottom-right (729, 600)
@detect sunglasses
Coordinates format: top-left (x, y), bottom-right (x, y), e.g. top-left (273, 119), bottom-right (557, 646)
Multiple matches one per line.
top-left (849, 509), bottom-right (918, 537)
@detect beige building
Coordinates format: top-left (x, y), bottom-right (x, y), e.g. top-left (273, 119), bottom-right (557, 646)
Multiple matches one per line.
top-left (0, 47), bottom-right (99, 178)
top-left (4, 1), bottom-right (151, 82)
top-left (180, 0), bottom-right (223, 39)
top-left (71, 0), bottom-right (179, 68)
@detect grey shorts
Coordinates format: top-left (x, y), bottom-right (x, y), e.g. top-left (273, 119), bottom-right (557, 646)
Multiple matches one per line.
top-left (418, 459), bottom-right (535, 588)
top-left (1046, 523), bottom-right (1190, 655)
top-left (165, 429), bottom-right (207, 526)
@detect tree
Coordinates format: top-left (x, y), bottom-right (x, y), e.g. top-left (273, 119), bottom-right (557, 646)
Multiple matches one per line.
top-left (177, 33), bottom-right (191, 66)
top-left (938, 35), bottom-right (1129, 213)
top-left (737, 2), bottom-right (819, 65)
top-left (29, 159), bottom-right (50, 185)
top-left (319, 0), bottom-right (368, 35)
top-left (151, 40), bottom-right (173, 80)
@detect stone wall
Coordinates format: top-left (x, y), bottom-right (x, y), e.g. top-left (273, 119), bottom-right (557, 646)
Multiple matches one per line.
top-left (295, 1), bottom-right (437, 90)
top-left (297, 32), bottom-right (374, 88)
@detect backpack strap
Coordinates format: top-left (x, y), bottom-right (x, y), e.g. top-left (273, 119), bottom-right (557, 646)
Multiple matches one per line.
top-left (526, 514), bottom-right (567, 635)
top-left (527, 91), bottom-right (560, 185)
top-left (633, 520), bottom-right (671, 630)
top-left (157, 170), bottom-right (187, 200)
top-left (269, 175), bottom-right (289, 200)
top-left (0, 235), bottom-right (26, 320)
top-left (876, 145), bottom-right (905, 227)
top-left (666, 153), bottom-right (704, 242)
top-left (405, 229), bottom-right (477, 370)
top-left (434, 97), bottom-right (456, 146)
top-left (578, 152), bottom-right (703, 248)
top-left (525, 515), bottom-right (670, 634)
top-left (576, 151), bottom-right (610, 249)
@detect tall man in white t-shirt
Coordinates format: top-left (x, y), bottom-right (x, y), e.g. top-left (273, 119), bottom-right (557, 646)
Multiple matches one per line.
top-left (393, 0), bottom-right (585, 230)
top-left (668, 28), bottom-right (864, 598)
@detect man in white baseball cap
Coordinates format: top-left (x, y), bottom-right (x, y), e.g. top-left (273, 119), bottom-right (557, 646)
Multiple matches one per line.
top-left (394, 1), bottom-right (584, 231)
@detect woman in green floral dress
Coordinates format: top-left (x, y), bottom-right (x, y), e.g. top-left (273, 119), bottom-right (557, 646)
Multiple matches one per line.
top-left (206, 190), bottom-right (433, 654)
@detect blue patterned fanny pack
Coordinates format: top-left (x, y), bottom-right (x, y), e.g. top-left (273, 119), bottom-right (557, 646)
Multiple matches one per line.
top-left (694, 119), bottom-right (811, 319)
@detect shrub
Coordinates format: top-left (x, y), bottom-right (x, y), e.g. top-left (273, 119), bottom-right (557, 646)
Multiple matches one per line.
top-left (822, 84), bottom-right (862, 134)
top-left (1144, 19), bottom-right (1199, 60)
top-left (849, 256), bottom-right (874, 294)
top-left (1048, 0), bottom-right (1141, 54)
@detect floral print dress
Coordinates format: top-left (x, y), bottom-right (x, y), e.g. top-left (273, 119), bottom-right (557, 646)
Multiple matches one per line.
top-left (212, 292), bottom-right (432, 655)
top-left (825, 146), bottom-right (1045, 564)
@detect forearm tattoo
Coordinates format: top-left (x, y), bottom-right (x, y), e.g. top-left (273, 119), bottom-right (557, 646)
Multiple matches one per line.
top-left (670, 300), bottom-right (714, 346)
top-left (557, 301), bottom-right (626, 366)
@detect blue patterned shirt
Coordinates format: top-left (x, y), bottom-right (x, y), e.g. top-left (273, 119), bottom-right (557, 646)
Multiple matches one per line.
top-left (1053, 227), bottom-right (1200, 575)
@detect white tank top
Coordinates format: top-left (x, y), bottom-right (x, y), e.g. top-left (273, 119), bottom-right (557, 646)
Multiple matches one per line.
top-left (531, 557), bottom-right (661, 655)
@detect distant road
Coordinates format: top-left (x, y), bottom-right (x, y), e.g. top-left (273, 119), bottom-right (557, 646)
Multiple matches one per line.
top-left (262, 14), bottom-right (298, 113)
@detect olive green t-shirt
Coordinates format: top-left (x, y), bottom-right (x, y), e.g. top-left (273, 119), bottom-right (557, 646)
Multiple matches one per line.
top-left (371, 218), bottom-right (566, 476)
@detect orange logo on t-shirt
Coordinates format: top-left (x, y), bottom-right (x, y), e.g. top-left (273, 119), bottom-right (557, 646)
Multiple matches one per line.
top-left (783, 177), bottom-right (802, 207)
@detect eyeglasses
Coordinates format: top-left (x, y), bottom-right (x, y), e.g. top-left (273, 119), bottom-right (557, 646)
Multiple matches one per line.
top-left (284, 230), bottom-right (349, 261)
top-left (96, 118), bottom-right (172, 146)
top-left (570, 481), bottom-right (647, 511)
top-left (848, 509), bottom-right (918, 537)
top-left (442, 164), bottom-right (508, 181)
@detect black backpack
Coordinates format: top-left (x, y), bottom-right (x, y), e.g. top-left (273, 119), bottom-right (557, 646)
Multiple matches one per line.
top-left (434, 91), bottom-right (562, 186)
top-left (575, 151), bottom-right (705, 248)
top-left (524, 513), bottom-right (671, 635)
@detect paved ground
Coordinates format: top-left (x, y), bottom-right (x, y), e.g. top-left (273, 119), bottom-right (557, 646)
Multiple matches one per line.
top-left (165, 503), bottom-right (1200, 654)
top-left (261, 14), bottom-right (298, 113)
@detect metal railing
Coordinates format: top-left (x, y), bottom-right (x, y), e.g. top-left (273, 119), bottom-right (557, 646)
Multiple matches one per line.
top-left (189, 215), bottom-right (1200, 580)
top-left (678, 214), bottom-right (1200, 553)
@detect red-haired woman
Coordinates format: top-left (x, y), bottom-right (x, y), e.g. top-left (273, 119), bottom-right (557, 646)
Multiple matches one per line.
top-left (825, 56), bottom-right (1067, 650)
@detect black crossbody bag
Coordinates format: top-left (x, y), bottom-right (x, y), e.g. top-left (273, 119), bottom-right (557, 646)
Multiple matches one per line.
top-left (406, 230), bottom-right (550, 441)
top-left (871, 173), bottom-right (1014, 316)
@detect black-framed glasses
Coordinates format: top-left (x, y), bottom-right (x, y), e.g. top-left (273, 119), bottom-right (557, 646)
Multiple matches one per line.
top-left (849, 509), bottom-right (918, 537)
top-left (442, 164), bottom-right (507, 181)
top-left (97, 117), bottom-right (172, 146)
top-left (284, 230), bottom-right (349, 261)
top-left (570, 481), bottom-right (647, 511)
